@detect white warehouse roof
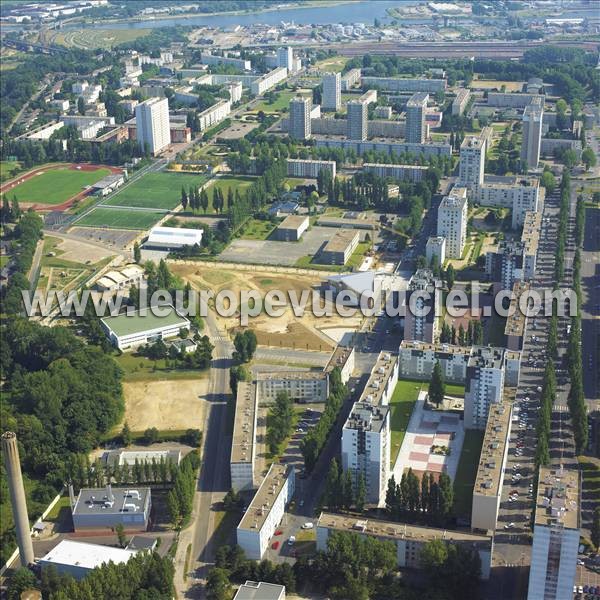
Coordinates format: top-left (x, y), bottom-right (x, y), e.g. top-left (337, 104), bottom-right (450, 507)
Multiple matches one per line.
top-left (39, 540), bottom-right (137, 571)
top-left (145, 226), bottom-right (203, 249)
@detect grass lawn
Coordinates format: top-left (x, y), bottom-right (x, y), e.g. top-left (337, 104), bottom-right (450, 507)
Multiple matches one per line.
top-left (0, 256), bottom-right (9, 268)
top-left (46, 496), bottom-right (71, 522)
top-left (446, 382), bottom-right (466, 397)
top-left (10, 166), bottom-right (111, 205)
top-left (114, 353), bottom-right (210, 382)
top-left (76, 208), bottom-right (164, 230)
top-left (211, 510), bottom-right (239, 549)
top-left (253, 90), bottom-right (297, 113)
top-left (208, 175), bottom-right (255, 206)
top-left (294, 254), bottom-right (343, 272)
top-left (0, 161), bottom-right (21, 180)
top-left (104, 171), bottom-right (207, 210)
top-left (237, 218), bottom-right (276, 240)
top-left (453, 429), bottom-right (485, 518)
top-left (315, 56), bottom-right (349, 73)
top-left (346, 241), bottom-right (371, 269)
top-left (389, 379), bottom-right (422, 465)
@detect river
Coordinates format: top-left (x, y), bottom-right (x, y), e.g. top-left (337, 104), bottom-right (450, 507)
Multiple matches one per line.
top-left (84, 1), bottom-right (406, 30)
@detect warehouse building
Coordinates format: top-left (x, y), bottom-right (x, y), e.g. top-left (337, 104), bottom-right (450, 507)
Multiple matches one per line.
top-left (320, 230), bottom-right (360, 265)
top-left (143, 226), bottom-right (203, 251)
top-left (237, 463), bottom-right (295, 560)
top-left (276, 215), bottom-right (309, 241)
top-left (101, 305), bottom-right (190, 350)
top-left (71, 486), bottom-right (151, 533)
top-left (91, 173), bottom-right (126, 196)
top-left (39, 540), bottom-right (137, 580)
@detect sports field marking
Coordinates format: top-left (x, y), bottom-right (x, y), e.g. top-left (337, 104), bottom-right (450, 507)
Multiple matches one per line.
top-left (7, 167), bottom-right (111, 205)
top-left (102, 171), bottom-right (207, 210)
top-left (75, 207), bottom-right (164, 230)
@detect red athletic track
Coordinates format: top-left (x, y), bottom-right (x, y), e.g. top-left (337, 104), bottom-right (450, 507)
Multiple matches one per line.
top-left (0, 163), bottom-right (123, 212)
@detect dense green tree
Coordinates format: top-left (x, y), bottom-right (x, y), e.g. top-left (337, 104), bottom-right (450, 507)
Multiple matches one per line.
top-left (428, 361), bottom-right (446, 406)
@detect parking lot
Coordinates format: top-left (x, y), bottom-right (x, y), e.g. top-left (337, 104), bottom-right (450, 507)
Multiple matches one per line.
top-left (219, 226), bottom-right (367, 266)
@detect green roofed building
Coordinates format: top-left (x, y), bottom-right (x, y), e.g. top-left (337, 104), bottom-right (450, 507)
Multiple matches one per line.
top-left (101, 305), bottom-right (190, 350)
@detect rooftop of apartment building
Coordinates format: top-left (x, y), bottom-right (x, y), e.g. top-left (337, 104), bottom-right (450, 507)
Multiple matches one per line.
top-left (478, 176), bottom-right (540, 190)
top-left (357, 351), bottom-right (397, 407)
top-left (521, 211), bottom-right (541, 254)
top-left (535, 465), bottom-right (579, 530)
top-left (439, 193), bottom-right (467, 210)
top-left (399, 339), bottom-right (471, 357)
top-left (231, 381), bottom-right (257, 465)
top-left (255, 370), bottom-right (327, 382)
top-left (505, 281), bottom-right (530, 338)
top-left (468, 346), bottom-right (505, 369)
top-left (317, 512), bottom-right (492, 548)
top-left (312, 134), bottom-right (450, 147)
top-left (344, 401), bottom-right (389, 433)
top-left (460, 135), bottom-right (485, 150)
top-left (473, 401), bottom-right (512, 498)
top-left (238, 463), bottom-right (293, 532)
top-left (408, 268), bottom-right (439, 292)
top-left (406, 91), bottom-right (429, 106)
top-left (325, 345), bottom-right (354, 374)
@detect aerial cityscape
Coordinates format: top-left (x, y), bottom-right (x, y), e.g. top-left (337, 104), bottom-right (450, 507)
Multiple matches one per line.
top-left (0, 1), bottom-right (598, 599)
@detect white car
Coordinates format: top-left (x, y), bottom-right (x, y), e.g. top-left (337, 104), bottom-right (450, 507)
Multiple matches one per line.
top-left (301, 522), bottom-right (314, 530)
top-left (288, 536), bottom-right (296, 545)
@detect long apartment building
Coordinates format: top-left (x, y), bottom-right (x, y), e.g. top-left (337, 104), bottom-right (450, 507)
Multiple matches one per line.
top-left (200, 52), bottom-right (251, 71)
top-left (505, 281), bottom-right (530, 352)
top-left (437, 187), bottom-right (468, 259)
top-left (324, 345), bottom-right (355, 385)
top-left (464, 346), bottom-right (506, 430)
top-left (487, 92), bottom-right (545, 108)
top-left (341, 352), bottom-right (398, 505)
top-left (255, 371), bottom-right (329, 403)
top-left (197, 99), bottom-right (231, 132)
top-left (250, 67), bottom-right (288, 96)
top-left (286, 158), bottom-right (336, 179)
top-left (398, 340), bottom-right (471, 383)
top-left (361, 77), bottom-right (446, 93)
top-left (403, 269), bottom-right (440, 344)
top-left (522, 211), bottom-right (541, 280)
top-left (471, 400), bottom-right (512, 532)
top-left (314, 138), bottom-right (452, 158)
top-left (236, 463), bottom-right (295, 560)
top-left (341, 68), bottom-right (361, 91)
top-left (452, 88), bottom-right (471, 116)
top-left (230, 382), bottom-right (258, 493)
top-left (362, 163), bottom-right (427, 183)
top-left (527, 466), bottom-right (580, 600)
top-left (473, 177), bottom-right (540, 229)
top-left (317, 512), bottom-right (493, 580)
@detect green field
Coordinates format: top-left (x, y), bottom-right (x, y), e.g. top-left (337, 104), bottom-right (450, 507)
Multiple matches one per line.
top-left (0, 161), bottom-right (21, 180)
top-left (453, 430), bottom-right (485, 518)
top-left (205, 176), bottom-right (256, 212)
top-left (237, 218), bottom-right (276, 240)
top-left (315, 56), bottom-right (350, 73)
top-left (253, 90), bottom-right (301, 113)
top-left (76, 208), bottom-right (164, 230)
top-left (9, 166), bottom-right (111, 205)
top-left (104, 171), bottom-right (207, 210)
top-left (389, 379), bottom-right (422, 465)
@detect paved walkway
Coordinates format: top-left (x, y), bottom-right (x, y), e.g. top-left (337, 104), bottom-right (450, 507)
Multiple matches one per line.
top-left (392, 391), bottom-right (465, 483)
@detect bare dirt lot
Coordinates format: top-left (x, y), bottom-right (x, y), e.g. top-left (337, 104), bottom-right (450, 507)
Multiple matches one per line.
top-left (122, 378), bottom-right (208, 431)
top-left (51, 235), bottom-right (117, 263)
top-left (68, 226), bottom-right (140, 250)
top-left (171, 262), bottom-right (364, 351)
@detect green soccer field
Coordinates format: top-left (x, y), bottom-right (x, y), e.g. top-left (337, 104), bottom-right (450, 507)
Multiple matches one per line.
top-left (103, 171), bottom-right (207, 210)
top-left (9, 166), bottom-right (111, 205)
top-left (75, 208), bottom-right (164, 230)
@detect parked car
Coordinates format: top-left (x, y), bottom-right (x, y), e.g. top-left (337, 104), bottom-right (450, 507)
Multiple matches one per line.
top-left (271, 541), bottom-right (280, 550)
top-left (288, 536), bottom-right (296, 546)
top-left (301, 522), bottom-right (314, 530)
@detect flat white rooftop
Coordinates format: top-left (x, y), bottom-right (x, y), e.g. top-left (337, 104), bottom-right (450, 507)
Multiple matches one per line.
top-left (39, 540), bottom-right (137, 570)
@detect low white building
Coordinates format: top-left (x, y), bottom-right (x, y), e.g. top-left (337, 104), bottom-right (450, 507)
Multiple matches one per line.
top-left (398, 340), bottom-right (471, 383)
top-left (39, 540), bottom-right (137, 580)
top-left (286, 158), bottom-right (336, 180)
top-left (144, 226), bottom-right (203, 251)
top-left (276, 215), bottom-right (309, 241)
top-left (101, 305), bottom-right (191, 351)
top-left (237, 463), bottom-right (295, 560)
top-left (95, 264), bottom-right (144, 292)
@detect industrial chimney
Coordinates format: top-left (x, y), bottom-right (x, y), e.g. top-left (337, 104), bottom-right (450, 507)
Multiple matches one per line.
top-left (1, 432), bottom-right (34, 566)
